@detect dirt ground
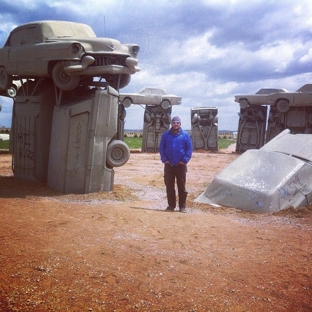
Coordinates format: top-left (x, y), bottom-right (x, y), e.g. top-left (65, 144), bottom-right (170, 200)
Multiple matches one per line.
top-left (0, 146), bottom-right (312, 312)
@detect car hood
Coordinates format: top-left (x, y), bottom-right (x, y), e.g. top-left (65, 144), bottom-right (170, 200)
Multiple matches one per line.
top-left (164, 94), bottom-right (181, 99)
top-left (47, 37), bottom-right (139, 56)
top-left (119, 92), bottom-right (144, 97)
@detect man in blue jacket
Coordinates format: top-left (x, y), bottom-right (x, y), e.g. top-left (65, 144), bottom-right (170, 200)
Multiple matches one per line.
top-left (159, 116), bottom-right (192, 213)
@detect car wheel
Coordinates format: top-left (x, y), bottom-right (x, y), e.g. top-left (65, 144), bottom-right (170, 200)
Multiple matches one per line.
top-left (258, 110), bottom-right (266, 121)
top-left (144, 112), bottom-right (151, 123)
top-left (167, 113), bottom-right (171, 124)
top-left (122, 98), bottom-right (132, 108)
top-left (107, 140), bottom-right (130, 167)
top-left (276, 99), bottom-right (290, 113)
top-left (6, 84), bottom-right (17, 98)
top-left (0, 67), bottom-right (12, 91)
top-left (161, 100), bottom-right (171, 110)
top-left (191, 113), bottom-right (199, 124)
top-left (106, 74), bottom-right (131, 90)
top-left (239, 99), bottom-right (249, 109)
top-left (119, 108), bottom-right (126, 120)
top-left (52, 62), bottom-right (80, 90)
top-left (119, 74), bottom-right (131, 89)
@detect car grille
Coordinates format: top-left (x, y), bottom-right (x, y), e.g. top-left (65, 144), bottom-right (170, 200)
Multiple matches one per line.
top-left (90, 55), bottom-right (127, 67)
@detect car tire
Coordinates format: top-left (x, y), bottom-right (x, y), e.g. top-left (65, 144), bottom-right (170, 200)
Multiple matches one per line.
top-left (161, 100), bottom-right (171, 110)
top-left (167, 113), bottom-right (171, 124)
top-left (276, 99), bottom-right (290, 113)
top-left (119, 74), bottom-right (131, 89)
top-left (6, 84), bottom-right (17, 98)
top-left (122, 98), bottom-right (132, 108)
top-left (258, 110), bottom-right (266, 121)
top-left (0, 67), bottom-right (12, 91)
top-left (106, 74), bottom-right (131, 90)
top-left (119, 108), bottom-right (126, 121)
top-left (144, 112), bottom-right (151, 123)
top-left (106, 140), bottom-right (130, 167)
top-left (52, 62), bottom-right (80, 91)
top-left (191, 113), bottom-right (199, 123)
top-left (239, 99), bottom-right (249, 109)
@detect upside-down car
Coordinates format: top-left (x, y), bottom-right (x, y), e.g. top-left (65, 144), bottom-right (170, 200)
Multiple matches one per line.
top-left (0, 20), bottom-right (140, 91)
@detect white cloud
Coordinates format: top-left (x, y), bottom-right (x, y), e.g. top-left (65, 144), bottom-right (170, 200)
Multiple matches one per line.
top-left (168, 30), bottom-right (224, 65)
top-left (299, 47), bottom-right (312, 63)
top-left (2, 0), bottom-right (312, 131)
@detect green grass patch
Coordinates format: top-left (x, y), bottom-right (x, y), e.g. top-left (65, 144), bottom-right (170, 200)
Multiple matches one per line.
top-left (124, 136), bottom-right (142, 149)
top-left (218, 138), bottom-right (235, 149)
top-left (0, 140), bottom-right (9, 149)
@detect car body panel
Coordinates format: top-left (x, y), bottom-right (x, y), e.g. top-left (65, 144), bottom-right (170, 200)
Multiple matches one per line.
top-left (195, 130), bottom-right (312, 213)
top-left (119, 87), bottom-right (182, 106)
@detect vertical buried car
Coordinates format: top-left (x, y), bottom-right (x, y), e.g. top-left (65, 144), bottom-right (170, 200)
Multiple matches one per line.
top-left (234, 85), bottom-right (312, 151)
top-left (191, 107), bottom-right (218, 151)
top-left (0, 20), bottom-right (140, 91)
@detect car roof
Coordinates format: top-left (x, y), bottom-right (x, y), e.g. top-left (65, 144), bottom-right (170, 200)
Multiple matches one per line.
top-left (139, 87), bottom-right (166, 93)
top-left (255, 88), bottom-right (287, 94)
top-left (12, 20), bottom-right (89, 29)
top-left (10, 20), bottom-right (96, 39)
top-left (296, 84), bottom-right (312, 92)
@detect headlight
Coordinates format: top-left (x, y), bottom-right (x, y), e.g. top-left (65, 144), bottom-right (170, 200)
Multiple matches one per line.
top-left (70, 43), bottom-right (81, 54)
top-left (131, 45), bottom-right (140, 55)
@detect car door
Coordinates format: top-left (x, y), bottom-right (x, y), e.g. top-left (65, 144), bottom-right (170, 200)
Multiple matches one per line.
top-left (148, 89), bottom-right (160, 105)
top-left (141, 89), bottom-right (153, 105)
top-left (293, 91), bottom-right (312, 106)
top-left (16, 26), bottom-right (45, 76)
top-left (1, 33), bottom-right (18, 73)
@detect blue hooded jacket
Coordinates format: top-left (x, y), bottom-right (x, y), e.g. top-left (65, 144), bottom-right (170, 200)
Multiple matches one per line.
top-left (159, 127), bottom-right (192, 166)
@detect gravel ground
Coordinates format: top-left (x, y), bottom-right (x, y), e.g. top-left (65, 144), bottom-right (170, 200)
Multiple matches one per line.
top-left (0, 149), bottom-right (312, 311)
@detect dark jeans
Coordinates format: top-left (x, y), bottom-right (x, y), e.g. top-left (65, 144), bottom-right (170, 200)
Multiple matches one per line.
top-left (164, 163), bottom-right (188, 209)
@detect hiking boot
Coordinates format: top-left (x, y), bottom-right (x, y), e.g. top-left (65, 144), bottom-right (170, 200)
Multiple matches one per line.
top-left (179, 207), bottom-right (186, 213)
top-left (165, 206), bottom-right (175, 212)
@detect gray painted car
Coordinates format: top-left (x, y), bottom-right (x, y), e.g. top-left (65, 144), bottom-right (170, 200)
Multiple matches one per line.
top-left (235, 85), bottom-right (312, 113)
top-left (195, 130), bottom-right (312, 213)
top-left (119, 87), bottom-right (182, 109)
top-left (234, 84), bottom-right (312, 151)
top-left (234, 88), bottom-right (287, 108)
top-left (0, 20), bottom-right (140, 91)
top-left (267, 84), bottom-right (312, 113)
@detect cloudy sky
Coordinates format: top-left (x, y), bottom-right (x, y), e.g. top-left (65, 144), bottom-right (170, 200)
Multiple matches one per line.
top-left (1, 0), bottom-right (312, 130)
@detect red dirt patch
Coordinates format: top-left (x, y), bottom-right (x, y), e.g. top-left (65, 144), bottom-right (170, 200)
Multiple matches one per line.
top-left (0, 150), bottom-right (311, 311)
